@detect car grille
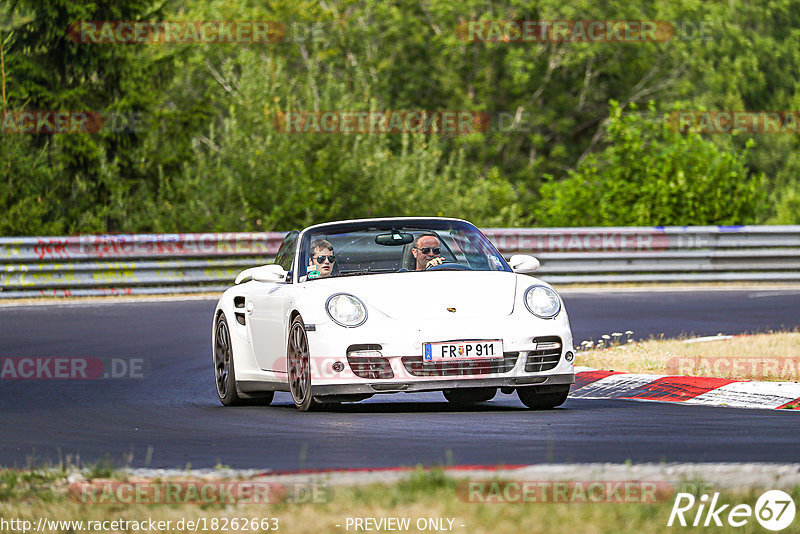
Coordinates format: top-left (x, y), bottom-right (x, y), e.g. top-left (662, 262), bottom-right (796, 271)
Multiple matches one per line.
top-left (525, 336), bottom-right (562, 372)
top-left (346, 344), bottom-right (394, 379)
top-left (401, 352), bottom-right (519, 377)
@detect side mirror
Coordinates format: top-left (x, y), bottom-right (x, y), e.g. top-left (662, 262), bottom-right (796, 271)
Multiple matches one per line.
top-left (508, 254), bottom-right (540, 274)
top-left (235, 264), bottom-right (287, 284)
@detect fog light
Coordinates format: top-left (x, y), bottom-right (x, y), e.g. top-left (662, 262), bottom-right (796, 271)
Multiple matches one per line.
top-left (332, 361), bottom-right (345, 372)
top-left (565, 351), bottom-right (574, 362)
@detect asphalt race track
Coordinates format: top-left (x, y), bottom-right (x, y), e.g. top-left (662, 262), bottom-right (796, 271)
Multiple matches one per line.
top-left (1, 289), bottom-right (799, 470)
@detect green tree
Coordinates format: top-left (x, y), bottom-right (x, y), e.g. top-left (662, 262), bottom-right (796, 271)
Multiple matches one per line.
top-left (136, 45), bottom-right (521, 232)
top-left (537, 102), bottom-right (766, 226)
top-left (1, 0), bottom-right (169, 234)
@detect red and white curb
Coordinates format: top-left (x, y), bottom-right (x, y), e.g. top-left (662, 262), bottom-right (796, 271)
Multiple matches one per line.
top-left (572, 367), bottom-right (800, 410)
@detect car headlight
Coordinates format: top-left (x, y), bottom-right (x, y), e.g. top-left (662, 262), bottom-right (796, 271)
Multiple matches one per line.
top-left (326, 293), bottom-right (368, 327)
top-left (524, 285), bottom-right (561, 319)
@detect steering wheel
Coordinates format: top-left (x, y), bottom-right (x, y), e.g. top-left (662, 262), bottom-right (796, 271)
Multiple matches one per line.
top-left (426, 261), bottom-right (472, 271)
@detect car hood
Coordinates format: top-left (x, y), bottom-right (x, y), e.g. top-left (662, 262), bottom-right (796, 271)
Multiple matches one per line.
top-left (307, 271), bottom-right (517, 320)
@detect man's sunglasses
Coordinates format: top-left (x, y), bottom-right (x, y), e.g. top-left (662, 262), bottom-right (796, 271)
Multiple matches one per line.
top-left (313, 255), bottom-right (336, 264)
top-left (415, 247), bottom-right (441, 255)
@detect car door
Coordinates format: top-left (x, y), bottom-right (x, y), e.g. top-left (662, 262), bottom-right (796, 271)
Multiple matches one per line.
top-left (247, 284), bottom-right (291, 372)
top-left (246, 231), bottom-right (298, 372)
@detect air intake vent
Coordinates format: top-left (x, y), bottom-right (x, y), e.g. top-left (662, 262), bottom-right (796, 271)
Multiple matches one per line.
top-left (525, 336), bottom-right (562, 372)
top-left (401, 352), bottom-right (519, 377)
top-left (346, 344), bottom-right (393, 379)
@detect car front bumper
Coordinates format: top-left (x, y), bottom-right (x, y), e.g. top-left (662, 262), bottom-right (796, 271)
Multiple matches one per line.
top-left (304, 312), bottom-right (575, 394)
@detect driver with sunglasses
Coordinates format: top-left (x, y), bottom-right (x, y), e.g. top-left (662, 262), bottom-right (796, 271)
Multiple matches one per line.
top-left (412, 234), bottom-right (445, 271)
top-left (308, 239), bottom-right (336, 278)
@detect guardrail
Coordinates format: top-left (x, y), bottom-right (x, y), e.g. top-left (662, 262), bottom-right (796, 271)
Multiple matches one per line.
top-left (1, 226), bottom-right (799, 298)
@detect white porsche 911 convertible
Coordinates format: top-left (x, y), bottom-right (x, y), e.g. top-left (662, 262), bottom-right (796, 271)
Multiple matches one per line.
top-left (212, 217), bottom-right (575, 411)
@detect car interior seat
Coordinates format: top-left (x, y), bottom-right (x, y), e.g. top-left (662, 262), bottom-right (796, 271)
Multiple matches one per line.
top-left (400, 241), bottom-right (417, 271)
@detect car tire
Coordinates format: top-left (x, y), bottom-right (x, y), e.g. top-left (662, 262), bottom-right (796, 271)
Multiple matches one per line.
top-left (214, 313), bottom-right (274, 406)
top-left (287, 315), bottom-right (322, 412)
top-left (517, 386), bottom-right (570, 409)
top-left (443, 387), bottom-right (497, 405)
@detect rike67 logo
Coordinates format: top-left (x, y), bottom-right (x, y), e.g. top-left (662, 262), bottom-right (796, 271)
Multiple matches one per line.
top-left (668, 490), bottom-right (796, 531)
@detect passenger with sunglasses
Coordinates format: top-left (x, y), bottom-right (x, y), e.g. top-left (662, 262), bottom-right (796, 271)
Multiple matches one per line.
top-left (308, 239), bottom-right (336, 278)
top-left (412, 234), bottom-right (445, 271)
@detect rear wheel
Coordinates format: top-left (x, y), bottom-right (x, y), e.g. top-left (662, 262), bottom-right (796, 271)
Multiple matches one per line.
top-left (287, 315), bottom-right (322, 411)
top-left (214, 313), bottom-right (274, 406)
top-left (443, 387), bottom-right (497, 405)
top-left (517, 386), bottom-right (569, 409)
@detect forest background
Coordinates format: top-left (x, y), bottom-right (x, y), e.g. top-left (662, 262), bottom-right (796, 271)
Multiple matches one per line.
top-left (1, 0), bottom-right (798, 236)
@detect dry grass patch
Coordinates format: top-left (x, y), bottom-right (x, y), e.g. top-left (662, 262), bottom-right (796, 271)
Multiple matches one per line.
top-left (576, 332), bottom-right (800, 381)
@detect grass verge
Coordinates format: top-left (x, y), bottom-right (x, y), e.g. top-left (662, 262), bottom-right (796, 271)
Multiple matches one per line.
top-left (576, 332), bottom-right (800, 381)
top-left (1, 468), bottom-right (798, 534)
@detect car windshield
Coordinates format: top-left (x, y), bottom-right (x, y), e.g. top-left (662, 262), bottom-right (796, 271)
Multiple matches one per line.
top-left (298, 219), bottom-right (511, 280)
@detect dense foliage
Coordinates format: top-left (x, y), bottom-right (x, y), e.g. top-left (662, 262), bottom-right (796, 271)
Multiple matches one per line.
top-left (538, 102), bottom-right (766, 226)
top-left (1, 0), bottom-right (798, 235)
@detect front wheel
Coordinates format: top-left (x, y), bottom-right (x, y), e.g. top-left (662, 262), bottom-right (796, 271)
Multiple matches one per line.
top-left (287, 315), bottom-right (322, 411)
top-left (443, 387), bottom-right (497, 405)
top-left (214, 313), bottom-right (273, 406)
top-left (517, 386), bottom-right (570, 409)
